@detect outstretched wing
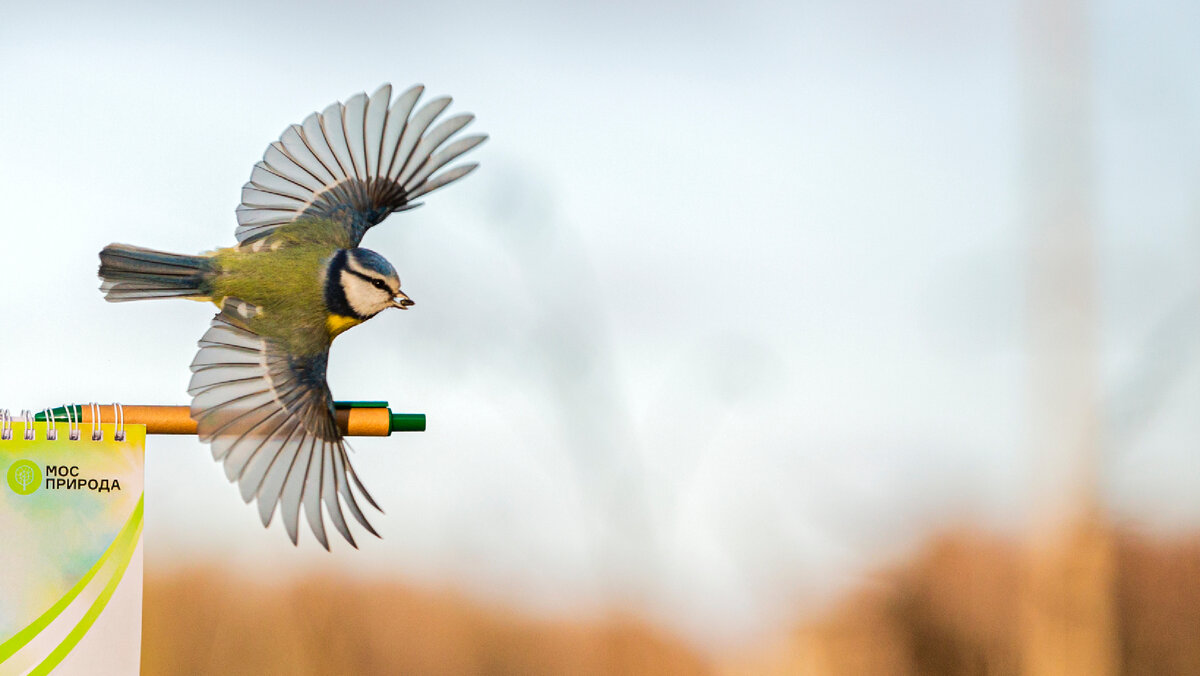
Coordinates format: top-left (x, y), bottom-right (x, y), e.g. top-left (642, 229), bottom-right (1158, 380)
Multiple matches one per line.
top-left (236, 83), bottom-right (487, 246)
top-left (188, 310), bottom-right (381, 549)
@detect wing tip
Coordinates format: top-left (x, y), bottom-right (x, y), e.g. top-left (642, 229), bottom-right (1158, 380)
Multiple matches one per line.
top-left (235, 82), bottom-right (483, 242)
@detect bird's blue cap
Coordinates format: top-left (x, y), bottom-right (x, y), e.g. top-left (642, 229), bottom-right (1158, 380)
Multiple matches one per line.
top-left (349, 248), bottom-right (398, 279)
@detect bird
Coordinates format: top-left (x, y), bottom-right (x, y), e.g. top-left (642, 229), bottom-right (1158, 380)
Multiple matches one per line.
top-left (96, 84), bottom-right (486, 549)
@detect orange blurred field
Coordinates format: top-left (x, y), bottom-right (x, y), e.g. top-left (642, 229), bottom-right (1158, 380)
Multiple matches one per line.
top-left (721, 525), bottom-right (1200, 676)
top-left (142, 568), bottom-right (713, 676)
top-left (143, 523), bottom-right (1200, 675)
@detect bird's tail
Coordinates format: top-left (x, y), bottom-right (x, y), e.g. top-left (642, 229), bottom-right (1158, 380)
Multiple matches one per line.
top-left (98, 244), bottom-right (214, 302)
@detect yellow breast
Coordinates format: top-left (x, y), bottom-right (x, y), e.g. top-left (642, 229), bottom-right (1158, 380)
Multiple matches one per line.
top-left (326, 314), bottom-right (364, 337)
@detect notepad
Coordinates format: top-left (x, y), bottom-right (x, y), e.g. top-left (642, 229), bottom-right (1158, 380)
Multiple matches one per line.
top-left (0, 420), bottom-right (144, 676)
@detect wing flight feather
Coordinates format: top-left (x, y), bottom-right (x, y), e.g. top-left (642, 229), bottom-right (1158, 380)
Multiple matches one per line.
top-left (235, 84), bottom-right (486, 246)
top-left (188, 310), bottom-right (380, 549)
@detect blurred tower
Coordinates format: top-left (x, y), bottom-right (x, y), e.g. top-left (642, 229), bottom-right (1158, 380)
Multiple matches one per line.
top-left (1020, 0), bottom-right (1118, 673)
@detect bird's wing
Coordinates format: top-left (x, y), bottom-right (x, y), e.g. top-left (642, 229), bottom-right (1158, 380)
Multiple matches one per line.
top-left (235, 83), bottom-right (486, 246)
top-left (188, 310), bottom-right (381, 549)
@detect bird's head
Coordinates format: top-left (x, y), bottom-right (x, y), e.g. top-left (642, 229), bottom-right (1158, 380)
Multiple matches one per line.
top-left (325, 248), bottom-right (413, 321)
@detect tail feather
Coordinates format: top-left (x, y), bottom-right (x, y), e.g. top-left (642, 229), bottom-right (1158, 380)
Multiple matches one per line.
top-left (99, 244), bottom-right (213, 302)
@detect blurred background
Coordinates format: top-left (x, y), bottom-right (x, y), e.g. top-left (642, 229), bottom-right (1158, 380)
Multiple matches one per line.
top-left (3, 0), bottom-right (1200, 673)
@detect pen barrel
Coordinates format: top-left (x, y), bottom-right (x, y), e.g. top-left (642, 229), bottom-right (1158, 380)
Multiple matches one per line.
top-left (58, 405), bottom-right (408, 436)
top-left (109, 405), bottom-right (197, 434)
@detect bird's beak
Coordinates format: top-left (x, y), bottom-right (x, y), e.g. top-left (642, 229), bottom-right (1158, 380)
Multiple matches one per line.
top-left (390, 291), bottom-right (415, 310)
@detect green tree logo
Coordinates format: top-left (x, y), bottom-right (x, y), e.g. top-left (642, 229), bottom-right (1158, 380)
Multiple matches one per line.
top-left (7, 460), bottom-right (41, 495)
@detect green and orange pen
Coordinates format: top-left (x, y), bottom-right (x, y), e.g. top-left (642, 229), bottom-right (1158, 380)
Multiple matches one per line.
top-left (34, 402), bottom-right (424, 436)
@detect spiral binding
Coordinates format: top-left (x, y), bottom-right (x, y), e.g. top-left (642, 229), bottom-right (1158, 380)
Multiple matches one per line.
top-left (42, 408), bottom-right (57, 441)
top-left (114, 403), bottom-right (126, 442)
top-left (65, 404), bottom-right (80, 441)
top-left (0, 404), bottom-right (127, 442)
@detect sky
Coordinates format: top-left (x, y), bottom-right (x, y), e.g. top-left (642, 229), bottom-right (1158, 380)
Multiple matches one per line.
top-left (2, 0), bottom-right (1200, 647)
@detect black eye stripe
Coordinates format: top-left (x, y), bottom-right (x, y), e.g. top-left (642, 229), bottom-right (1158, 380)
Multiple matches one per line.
top-left (346, 269), bottom-right (391, 290)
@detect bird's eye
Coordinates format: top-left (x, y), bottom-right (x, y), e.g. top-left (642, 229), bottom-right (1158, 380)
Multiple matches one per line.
top-left (371, 280), bottom-right (387, 290)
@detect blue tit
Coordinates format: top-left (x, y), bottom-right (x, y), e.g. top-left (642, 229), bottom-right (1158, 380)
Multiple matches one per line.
top-left (96, 84), bottom-right (486, 549)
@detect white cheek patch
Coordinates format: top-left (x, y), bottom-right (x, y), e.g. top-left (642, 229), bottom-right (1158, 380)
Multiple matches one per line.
top-left (340, 270), bottom-right (377, 317)
top-left (340, 270), bottom-right (394, 317)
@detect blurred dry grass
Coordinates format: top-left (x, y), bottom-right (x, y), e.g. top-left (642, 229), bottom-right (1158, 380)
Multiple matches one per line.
top-left (721, 526), bottom-right (1200, 676)
top-left (142, 568), bottom-right (712, 676)
top-left (144, 526), bottom-right (1200, 675)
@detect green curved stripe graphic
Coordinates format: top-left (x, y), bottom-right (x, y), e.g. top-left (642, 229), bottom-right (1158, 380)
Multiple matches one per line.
top-left (30, 501), bottom-right (143, 676)
top-left (0, 495), bottom-right (144, 666)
